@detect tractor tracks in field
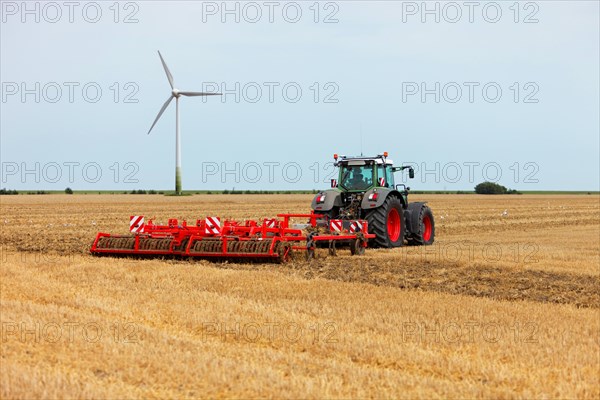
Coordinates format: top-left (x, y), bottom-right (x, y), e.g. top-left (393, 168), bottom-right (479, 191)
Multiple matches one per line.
top-left (4, 244), bottom-right (599, 309)
top-left (215, 257), bottom-right (600, 309)
top-left (289, 260), bottom-right (600, 309)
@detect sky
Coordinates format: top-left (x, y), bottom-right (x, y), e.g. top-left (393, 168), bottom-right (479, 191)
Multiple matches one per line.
top-left (1, 0), bottom-right (599, 191)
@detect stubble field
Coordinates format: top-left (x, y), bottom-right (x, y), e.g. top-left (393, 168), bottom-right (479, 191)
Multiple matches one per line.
top-left (1, 194), bottom-right (599, 398)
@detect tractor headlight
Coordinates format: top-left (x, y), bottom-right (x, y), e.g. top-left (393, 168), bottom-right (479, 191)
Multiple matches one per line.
top-left (316, 194), bottom-right (326, 204)
top-left (368, 193), bottom-right (378, 201)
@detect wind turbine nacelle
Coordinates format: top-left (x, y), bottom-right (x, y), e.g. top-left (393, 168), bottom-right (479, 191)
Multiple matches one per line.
top-left (172, 89), bottom-right (180, 97)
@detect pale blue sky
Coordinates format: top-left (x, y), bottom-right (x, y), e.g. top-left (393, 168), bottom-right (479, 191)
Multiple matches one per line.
top-left (1, 1), bottom-right (598, 191)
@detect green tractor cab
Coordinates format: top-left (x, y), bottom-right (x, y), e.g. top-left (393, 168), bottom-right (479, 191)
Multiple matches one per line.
top-left (311, 153), bottom-right (434, 248)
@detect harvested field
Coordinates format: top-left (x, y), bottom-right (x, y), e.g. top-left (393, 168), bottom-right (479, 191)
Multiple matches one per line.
top-left (1, 194), bottom-right (599, 398)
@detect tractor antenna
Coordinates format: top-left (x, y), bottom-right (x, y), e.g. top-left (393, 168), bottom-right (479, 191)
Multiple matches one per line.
top-left (359, 123), bottom-right (363, 156)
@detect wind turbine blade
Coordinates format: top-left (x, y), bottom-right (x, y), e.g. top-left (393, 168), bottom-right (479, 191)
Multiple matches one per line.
top-left (158, 51), bottom-right (175, 89)
top-left (179, 91), bottom-right (223, 97)
top-left (147, 96), bottom-right (174, 134)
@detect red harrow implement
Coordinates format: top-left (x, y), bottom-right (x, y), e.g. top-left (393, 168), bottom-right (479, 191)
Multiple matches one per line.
top-left (90, 213), bottom-right (375, 262)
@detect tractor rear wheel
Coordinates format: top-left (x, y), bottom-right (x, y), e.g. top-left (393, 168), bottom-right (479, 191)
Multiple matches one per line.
top-left (365, 196), bottom-right (405, 248)
top-left (406, 203), bottom-right (435, 246)
top-left (314, 206), bottom-right (340, 220)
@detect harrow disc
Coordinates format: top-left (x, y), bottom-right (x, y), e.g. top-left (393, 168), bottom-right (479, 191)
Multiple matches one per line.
top-left (275, 242), bottom-right (292, 263)
top-left (138, 238), bottom-right (173, 252)
top-left (96, 236), bottom-right (135, 250)
top-left (190, 238), bottom-right (276, 256)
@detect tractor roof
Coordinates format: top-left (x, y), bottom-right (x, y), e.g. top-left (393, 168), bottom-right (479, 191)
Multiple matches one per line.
top-left (336, 154), bottom-right (394, 166)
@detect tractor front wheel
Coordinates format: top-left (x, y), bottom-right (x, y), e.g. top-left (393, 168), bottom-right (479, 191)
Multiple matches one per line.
top-left (365, 196), bottom-right (405, 248)
top-left (406, 203), bottom-right (435, 246)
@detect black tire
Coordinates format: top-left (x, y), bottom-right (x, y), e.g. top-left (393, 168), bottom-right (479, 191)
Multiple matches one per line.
top-left (328, 241), bottom-right (337, 256)
top-left (365, 196), bottom-right (405, 248)
top-left (350, 238), bottom-right (365, 256)
top-left (306, 247), bottom-right (315, 260)
top-left (314, 206), bottom-right (340, 220)
top-left (406, 204), bottom-right (435, 246)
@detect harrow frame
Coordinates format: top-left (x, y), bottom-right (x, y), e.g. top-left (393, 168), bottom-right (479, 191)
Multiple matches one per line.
top-left (90, 212), bottom-right (375, 262)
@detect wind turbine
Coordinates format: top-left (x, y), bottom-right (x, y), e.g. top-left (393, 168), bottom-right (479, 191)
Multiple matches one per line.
top-left (147, 51), bottom-right (221, 195)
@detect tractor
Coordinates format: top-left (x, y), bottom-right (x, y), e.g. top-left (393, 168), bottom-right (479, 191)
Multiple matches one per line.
top-left (311, 152), bottom-right (435, 247)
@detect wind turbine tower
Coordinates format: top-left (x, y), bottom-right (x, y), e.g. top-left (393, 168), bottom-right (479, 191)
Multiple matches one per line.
top-left (147, 51), bottom-right (221, 195)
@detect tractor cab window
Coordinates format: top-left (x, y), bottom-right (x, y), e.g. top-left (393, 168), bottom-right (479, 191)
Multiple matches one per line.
top-left (386, 165), bottom-right (395, 188)
top-left (376, 165), bottom-right (395, 188)
top-left (377, 166), bottom-right (386, 187)
top-left (340, 165), bottom-right (373, 190)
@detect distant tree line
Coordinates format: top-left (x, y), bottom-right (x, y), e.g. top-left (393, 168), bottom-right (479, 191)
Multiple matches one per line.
top-left (129, 189), bottom-right (164, 194)
top-left (1, 188), bottom-right (55, 195)
top-left (0, 188), bottom-right (18, 195)
top-left (475, 182), bottom-right (520, 194)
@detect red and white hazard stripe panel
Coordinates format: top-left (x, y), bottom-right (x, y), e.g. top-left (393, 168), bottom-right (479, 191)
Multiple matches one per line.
top-left (331, 179), bottom-right (338, 188)
top-left (264, 218), bottom-right (277, 228)
top-left (329, 219), bottom-right (343, 233)
top-left (205, 216), bottom-right (221, 235)
top-left (349, 220), bottom-right (363, 233)
top-left (130, 215), bottom-right (145, 233)
top-left (378, 177), bottom-right (386, 186)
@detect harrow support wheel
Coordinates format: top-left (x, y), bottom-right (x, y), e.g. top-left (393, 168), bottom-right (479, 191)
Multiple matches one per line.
top-left (350, 238), bottom-right (365, 256)
top-left (328, 240), bottom-right (337, 256)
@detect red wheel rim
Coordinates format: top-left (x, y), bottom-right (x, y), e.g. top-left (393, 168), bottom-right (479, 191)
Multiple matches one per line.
top-left (422, 214), bottom-right (432, 242)
top-left (387, 208), bottom-right (401, 242)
